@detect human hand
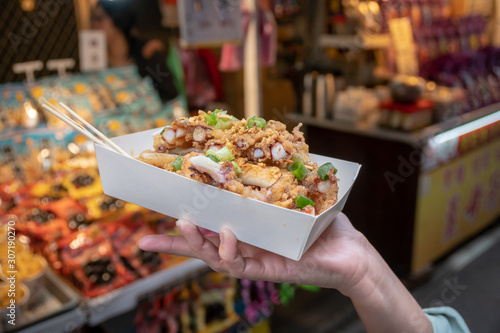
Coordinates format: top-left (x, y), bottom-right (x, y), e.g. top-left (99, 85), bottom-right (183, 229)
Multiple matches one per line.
top-left (139, 212), bottom-right (374, 298)
top-left (139, 213), bottom-right (433, 332)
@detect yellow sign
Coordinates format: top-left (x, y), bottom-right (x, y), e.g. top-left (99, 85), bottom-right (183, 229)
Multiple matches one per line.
top-left (413, 139), bottom-right (500, 272)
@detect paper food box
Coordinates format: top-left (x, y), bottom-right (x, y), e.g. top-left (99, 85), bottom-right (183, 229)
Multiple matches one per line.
top-left (95, 128), bottom-right (361, 261)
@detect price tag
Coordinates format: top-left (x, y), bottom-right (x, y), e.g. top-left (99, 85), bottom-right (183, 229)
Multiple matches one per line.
top-left (79, 30), bottom-right (107, 72)
top-left (389, 17), bottom-right (419, 76)
top-left (177, 0), bottom-right (242, 47)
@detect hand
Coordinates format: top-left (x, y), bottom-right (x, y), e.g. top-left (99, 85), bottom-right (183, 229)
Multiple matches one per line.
top-left (139, 213), bottom-right (433, 333)
top-left (139, 212), bottom-right (372, 297)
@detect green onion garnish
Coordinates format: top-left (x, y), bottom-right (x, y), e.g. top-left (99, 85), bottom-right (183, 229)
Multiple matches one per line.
top-left (291, 154), bottom-right (305, 163)
top-left (204, 109), bottom-right (228, 126)
top-left (207, 146), bottom-right (235, 162)
top-left (317, 163), bottom-right (337, 181)
top-left (204, 113), bottom-right (218, 126)
top-left (213, 109), bottom-right (227, 115)
top-left (160, 127), bottom-right (167, 135)
top-left (295, 194), bottom-right (315, 210)
top-left (207, 154), bottom-right (219, 163)
top-left (247, 116), bottom-right (267, 129)
top-left (288, 161), bottom-right (309, 180)
top-left (171, 155), bottom-right (183, 170)
top-left (214, 117), bottom-right (234, 130)
top-left (215, 146), bottom-right (235, 161)
top-left (232, 161), bottom-right (241, 175)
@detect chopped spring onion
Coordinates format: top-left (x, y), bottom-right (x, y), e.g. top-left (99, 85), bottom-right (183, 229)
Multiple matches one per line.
top-left (160, 127), bottom-right (167, 135)
top-left (204, 113), bottom-right (218, 126)
top-left (203, 109), bottom-right (227, 126)
top-left (288, 161), bottom-right (309, 180)
top-left (207, 146), bottom-right (235, 162)
top-left (291, 154), bottom-right (305, 163)
top-left (171, 155), bottom-right (183, 170)
top-left (317, 162), bottom-right (337, 181)
top-left (214, 116), bottom-right (236, 130)
top-left (295, 194), bottom-right (315, 210)
top-left (207, 154), bottom-right (219, 163)
top-left (247, 116), bottom-right (267, 129)
top-left (232, 161), bottom-right (241, 175)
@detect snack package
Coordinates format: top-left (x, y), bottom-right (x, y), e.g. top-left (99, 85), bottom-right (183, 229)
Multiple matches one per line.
top-left (0, 83), bottom-right (41, 131)
top-left (58, 224), bottom-right (135, 298)
top-left (138, 110), bottom-right (340, 215)
top-left (103, 213), bottom-right (167, 277)
top-left (83, 193), bottom-right (134, 222)
top-left (98, 65), bottom-right (142, 92)
top-left (16, 204), bottom-right (72, 244)
top-left (62, 168), bottom-right (103, 200)
top-left (195, 273), bottom-right (239, 332)
top-left (0, 181), bottom-right (23, 215)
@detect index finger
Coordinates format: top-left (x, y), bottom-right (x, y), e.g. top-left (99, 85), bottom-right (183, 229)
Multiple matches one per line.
top-left (138, 234), bottom-right (196, 258)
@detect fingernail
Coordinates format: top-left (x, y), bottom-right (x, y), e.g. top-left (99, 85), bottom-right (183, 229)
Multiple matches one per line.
top-left (176, 219), bottom-right (185, 228)
top-left (219, 229), bottom-right (226, 245)
top-left (138, 236), bottom-right (151, 249)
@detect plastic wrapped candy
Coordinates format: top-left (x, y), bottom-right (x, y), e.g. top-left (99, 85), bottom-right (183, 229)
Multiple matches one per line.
top-left (103, 213), bottom-right (167, 278)
top-left (57, 224), bottom-right (135, 298)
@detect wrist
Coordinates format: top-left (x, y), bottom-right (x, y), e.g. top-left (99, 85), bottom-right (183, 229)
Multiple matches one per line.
top-left (336, 235), bottom-right (389, 300)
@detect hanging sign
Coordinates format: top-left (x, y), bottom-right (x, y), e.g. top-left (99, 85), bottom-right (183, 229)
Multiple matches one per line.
top-left (389, 17), bottom-right (419, 76)
top-left (177, 0), bottom-right (242, 47)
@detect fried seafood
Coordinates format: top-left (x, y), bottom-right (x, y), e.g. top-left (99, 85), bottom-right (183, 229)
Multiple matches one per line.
top-left (139, 110), bottom-right (339, 215)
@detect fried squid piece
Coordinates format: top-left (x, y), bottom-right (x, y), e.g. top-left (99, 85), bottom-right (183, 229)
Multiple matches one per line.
top-left (139, 111), bottom-right (341, 215)
top-left (302, 168), bottom-right (339, 214)
top-left (178, 152), bottom-right (237, 185)
top-left (137, 150), bottom-right (177, 170)
top-left (153, 111), bottom-right (214, 152)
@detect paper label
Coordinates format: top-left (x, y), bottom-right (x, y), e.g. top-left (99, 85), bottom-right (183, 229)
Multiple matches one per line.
top-left (79, 30), bottom-right (107, 72)
top-left (177, 0), bottom-right (242, 47)
top-left (388, 17), bottom-right (419, 76)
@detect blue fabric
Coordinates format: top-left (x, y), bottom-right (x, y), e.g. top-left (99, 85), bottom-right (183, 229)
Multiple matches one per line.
top-left (423, 307), bottom-right (471, 333)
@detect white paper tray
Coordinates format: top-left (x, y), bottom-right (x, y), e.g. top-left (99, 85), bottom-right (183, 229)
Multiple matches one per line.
top-left (95, 128), bottom-right (361, 260)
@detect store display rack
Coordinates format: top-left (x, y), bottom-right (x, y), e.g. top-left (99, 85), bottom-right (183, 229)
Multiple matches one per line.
top-left (6, 269), bottom-right (82, 333)
top-left (318, 34), bottom-right (391, 50)
top-left (84, 259), bottom-right (209, 326)
top-left (9, 259), bottom-right (208, 332)
top-left (288, 101), bottom-right (500, 145)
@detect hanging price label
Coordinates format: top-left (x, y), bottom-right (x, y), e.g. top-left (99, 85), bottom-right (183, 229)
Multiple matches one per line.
top-left (389, 17), bottom-right (419, 76)
top-left (177, 0), bottom-right (242, 47)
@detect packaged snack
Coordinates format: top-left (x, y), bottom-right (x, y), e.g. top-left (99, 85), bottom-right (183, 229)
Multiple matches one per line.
top-left (62, 168), bottom-right (103, 200)
top-left (104, 213), bottom-right (166, 277)
top-left (83, 193), bottom-right (127, 221)
top-left (19, 205), bottom-right (72, 243)
top-left (0, 83), bottom-right (40, 131)
top-left (57, 224), bottom-right (135, 298)
top-left (379, 99), bottom-right (434, 131)
top-left (98, 65), bottom-right (142, 92)
top-left (197, 273), bottom-right (238, 332)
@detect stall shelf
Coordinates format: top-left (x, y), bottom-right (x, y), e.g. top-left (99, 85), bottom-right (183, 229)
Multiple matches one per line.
top-left (6, 269), bottom-right (83, 333)
top-left (288, 103), bottom-right (500, 277)
top-left (318, 34), bottom-right (391, 50)
top-left (84, 259), bottom-right (209, 326)
top-left (14, 259), bottom-right (209, 332)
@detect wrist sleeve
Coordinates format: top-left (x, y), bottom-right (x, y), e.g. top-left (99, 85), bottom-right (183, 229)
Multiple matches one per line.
top-left (423, 307), bottom-right (471, 333)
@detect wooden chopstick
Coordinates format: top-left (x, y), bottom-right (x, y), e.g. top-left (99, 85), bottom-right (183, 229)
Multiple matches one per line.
top-left (40, 100), bottom-right (130, 157)
top-left (58, 102), bottom-right (130, 156)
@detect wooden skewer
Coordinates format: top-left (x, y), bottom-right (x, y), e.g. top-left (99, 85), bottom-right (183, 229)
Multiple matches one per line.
top-left (58, 102), bottom-right (130, 156)
top-left (41, 104), bottom-right (105, 147)
top-left (40, 100), bottom-right (130, 157)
